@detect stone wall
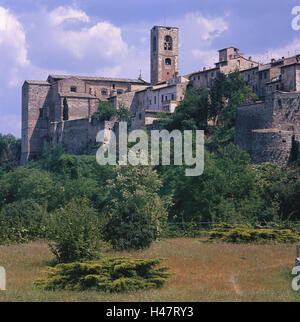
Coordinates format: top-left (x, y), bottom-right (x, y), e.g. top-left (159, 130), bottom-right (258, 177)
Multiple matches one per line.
top-left (250, 129), bottom-right (293, 165)
top-left (21, 81), bottom-right (51, 164)
top-left (235, 91), bottom-right (300, 165)
top-left (234, 101), bottom-right (271, 153)
top-left (49, 118), bottom-right (116, 155)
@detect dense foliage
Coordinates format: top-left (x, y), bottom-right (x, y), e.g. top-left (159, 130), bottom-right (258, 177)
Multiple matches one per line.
top-left (0, 69), bottom-right (299, 254)
top-left (102, 165), bottom-right (167, 250)
top-left (92, 101), bottom-right (116, 121)
top-left (48, 198), bottom-right (100, 263)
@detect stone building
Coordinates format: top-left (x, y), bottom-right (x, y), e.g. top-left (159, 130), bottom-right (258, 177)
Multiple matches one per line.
top-left (21, 24), bottom-right (300, 166)
top-left (21, 75), bottom-right (149, 163)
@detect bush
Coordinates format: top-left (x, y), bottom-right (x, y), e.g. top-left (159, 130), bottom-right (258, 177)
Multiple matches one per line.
top-left (0, 199), bottom-right (48, 244)
top-left (34, 258), bottom-right (172, 292)
top-left (0, 166), bottom-right (63, 212)
top-left (102, 165), bottom-right (167, 250)
top-left (207, 223), bottom-right (300, 244)
top-left (92, 101), bottom-right (116, 121)
top-left (49, 198), bottom-right (100, 262)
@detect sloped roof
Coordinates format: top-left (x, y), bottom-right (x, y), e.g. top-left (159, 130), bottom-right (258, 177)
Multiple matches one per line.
top-left (48, 74), bottom-right (149, 84)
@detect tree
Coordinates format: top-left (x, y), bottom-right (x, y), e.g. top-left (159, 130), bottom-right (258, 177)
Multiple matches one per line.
top-left (166, 87), bottom-right (209, 131)
top-left (116, 103), bottom-right (130, 121)
top-left (0, 199), bottom-right (47, 244)
top-left (102, 165), bottom-right (167, 250)
top-left (161, 144), bottom-right (264, 224)
top-left (92, 101), bottom-right (116, 121)
top-left (63, 97), bottom-right (69, 121)
top-left (49, 198), bottom-right (100, 263)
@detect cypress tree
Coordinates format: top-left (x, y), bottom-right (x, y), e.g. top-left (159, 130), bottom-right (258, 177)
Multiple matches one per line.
top-left (63, 97), bottom-right (69, 121)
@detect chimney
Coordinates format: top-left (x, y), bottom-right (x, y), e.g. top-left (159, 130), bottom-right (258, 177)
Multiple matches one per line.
top-left (203, 67), bottom-right (206, 71)
top-left (248, 56), bottom-right (252, 61)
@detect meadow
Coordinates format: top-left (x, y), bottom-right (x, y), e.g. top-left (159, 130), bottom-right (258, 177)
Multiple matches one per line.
top-left (0, 238), bottom-right (299, 302)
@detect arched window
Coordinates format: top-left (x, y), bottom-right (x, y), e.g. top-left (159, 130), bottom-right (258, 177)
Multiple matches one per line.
top-left (165, 58), bottom-right (172, 65)
top-left (101, 89), bottom-right (107, 96)
top-left (164, 35), bottom-right (173, 50)
top-left (153, 36), bottom-right (156, 52)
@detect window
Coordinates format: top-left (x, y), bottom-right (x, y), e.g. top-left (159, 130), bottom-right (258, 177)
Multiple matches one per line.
top-left (117, 90), bottom-right (123, 95)
top-left (70, 87), bottom-right (77, 92)
top-left (161, 95), bottom-right (164, 102)
top-left (264, 71), bottom-right (267, 79)
top-left (153, 36), bottom-right (156, 52)
top-left (101, 90), bottom-right (107, 96)
top-left (164, 35), bottom-right (173, 50)
top-left (171, 93), bottom-right (175, 100)
top-left (198, 75), bottom-right (200, 80)
top-left (154, 96), bottom-right (156, 104)
top-left (165, 58), bottom-right (172, 65)
top-left (112, 84), bottom-right (115, 89)
top-left (139, 113), bottom-right (142, 120)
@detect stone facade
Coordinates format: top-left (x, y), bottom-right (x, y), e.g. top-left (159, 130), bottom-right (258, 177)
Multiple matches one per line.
top-left (21, 74), bottom-right (148, 163)
top-left (21, 25), bottom-right (300, 166)
top-left (235, 91), bottom-right (300, 165)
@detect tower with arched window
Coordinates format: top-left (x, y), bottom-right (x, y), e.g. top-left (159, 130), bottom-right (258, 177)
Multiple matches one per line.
top-left (151, 26), bottom-right (178, 85)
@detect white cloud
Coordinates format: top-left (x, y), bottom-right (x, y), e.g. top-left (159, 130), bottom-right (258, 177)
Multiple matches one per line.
top-left (49, 6), bottom-right (90, 25)
top-left (58, 21), bottom-right (128, 60)
top-left (252, 38), bottom-right (300, 63)
top-left (191, 49), bottom-right (219, 69)
top-left (0, 7), bottom-right (29, 87)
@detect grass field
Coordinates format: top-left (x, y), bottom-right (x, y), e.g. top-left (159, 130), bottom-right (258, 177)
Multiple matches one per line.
top-left (0, 238), bottom-right (299, 302)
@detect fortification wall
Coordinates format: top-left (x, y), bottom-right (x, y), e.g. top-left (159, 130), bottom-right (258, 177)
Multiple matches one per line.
top-left (49, 119), bottom-right (115, 155)
top-left (250, 129), bottom-right (293, 165)
top-left (234, 101), bottom-right (272, 153)
top-left (272, 92), bottom-right (300, 131)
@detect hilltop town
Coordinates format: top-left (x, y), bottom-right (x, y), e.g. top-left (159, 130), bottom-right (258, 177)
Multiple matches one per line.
top-left (21, 25), bottom-right (300, 165)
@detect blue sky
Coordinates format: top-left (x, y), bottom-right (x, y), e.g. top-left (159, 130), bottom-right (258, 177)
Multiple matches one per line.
top-left (0, 0), bottom-right (300, 137)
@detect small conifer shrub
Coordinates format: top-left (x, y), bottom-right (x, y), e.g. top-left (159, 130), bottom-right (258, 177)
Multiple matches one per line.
top-left (207, 223), bottom-right (300, 244)
top-left (34, 258), bottom-right (172, 292)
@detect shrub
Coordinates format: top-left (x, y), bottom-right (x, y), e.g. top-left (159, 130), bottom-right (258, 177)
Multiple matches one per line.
top-left (0, 199), bottom-right (48, 244)
top-left (49, 198), bottom-right (100, 262)
top-left (0, 166), bottom-right (63, 212)
top-left (34, 257), bottom-right (172, 292)
top-left (116, 103), bottom-right (130, 121)
top-left (102, 165), bottom-right (167, 250)
top-left (92, 101), bottom-right (116, 121)
top-left (207, 223), bottom-right (300, 244)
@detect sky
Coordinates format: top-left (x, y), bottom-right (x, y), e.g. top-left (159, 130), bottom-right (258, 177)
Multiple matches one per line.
top-left (1, 0), bottom-right (300, 137)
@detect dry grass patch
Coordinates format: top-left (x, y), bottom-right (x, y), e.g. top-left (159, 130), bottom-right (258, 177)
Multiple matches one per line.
top-left (0, 238), bottom-right (299, 302)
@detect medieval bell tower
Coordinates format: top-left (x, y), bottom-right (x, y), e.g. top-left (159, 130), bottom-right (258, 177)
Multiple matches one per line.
top-left (151, 26), bottom-right (179, 85)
